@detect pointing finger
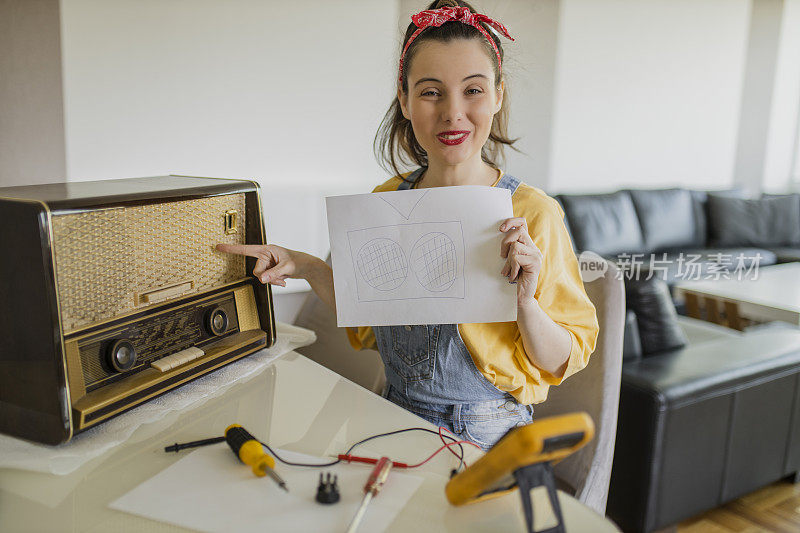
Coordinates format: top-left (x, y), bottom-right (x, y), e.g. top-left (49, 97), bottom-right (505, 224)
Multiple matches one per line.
top-left (216, 243), bottom-right (271, 259)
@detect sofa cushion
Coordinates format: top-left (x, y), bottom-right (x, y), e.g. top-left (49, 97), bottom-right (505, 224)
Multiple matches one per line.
top-left (629, 188), bottom-right (703, 251)
top-left (689, 190), bottom-right (710, 248)
top-left (764, 192), bottom-right (800, 213)
top-left (764, 192), bottom-right (800, 204)
top-left (558, 191), bottom-right (645, 256)
top-left (690, 188), bottom-right (749, 248)
top-left (708, 194), bottom-right (800, 247)
top-left (767, 247), bottom-right (800, 263)
top-left (765, 192), bottom-right (800, 245)
top-left (625, 277), bottom-right (688, 356)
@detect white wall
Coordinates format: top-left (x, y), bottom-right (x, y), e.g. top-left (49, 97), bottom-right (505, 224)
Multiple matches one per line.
top-left (764, 0), bottom-right (800, 191)
top-left (60, 0), bottom-right (398, 191)
top-left (550, 0), bottom-right (752, 193)
top-left (5, 1), bottom-right (800, 196)
top-left (59, 0), bottom-right (399, 293)
top-left (734, 0), bottom-right (784, 195)
top-left (0, 0), bottom-right (66, 187)
top-left (399, 0), bottom-right (796, 194)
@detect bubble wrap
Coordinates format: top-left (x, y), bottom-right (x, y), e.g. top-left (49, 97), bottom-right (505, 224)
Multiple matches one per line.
top-left (0, 322), bottom-right (316, 475)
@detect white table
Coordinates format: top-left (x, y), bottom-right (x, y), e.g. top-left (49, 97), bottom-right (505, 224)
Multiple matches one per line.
top-left (674, 262), bottom-right (800, 330)
top-left (0, 351), bottom-right (618, 532)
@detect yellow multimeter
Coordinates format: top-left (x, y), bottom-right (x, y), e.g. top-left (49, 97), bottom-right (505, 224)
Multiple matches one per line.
top-left (445, 412), bottom-right (595, 533)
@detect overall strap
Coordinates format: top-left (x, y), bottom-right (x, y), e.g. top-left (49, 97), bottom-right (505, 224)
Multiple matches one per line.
top-left (397, 168), bottom-right (520, 194)
top-left (496, 173), bottom-right (521, 195)
top-left (397, 168), bottom-right (424, 190)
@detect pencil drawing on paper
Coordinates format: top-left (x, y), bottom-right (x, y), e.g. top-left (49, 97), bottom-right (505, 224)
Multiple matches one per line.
top-left (410, 232), bottom-right (457, 292)
top-left (356, 238), bottom-right (409, 291)
top-left (380, 190), bottom-right (429, 220)
top-left (327, 184), bottom-right (517, 326)
top-left (347, 221), bottom-right (465, 302)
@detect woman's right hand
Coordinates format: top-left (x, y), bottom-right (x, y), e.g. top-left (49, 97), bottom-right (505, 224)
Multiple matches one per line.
top-left (215, 243), bottom-right (310, 287)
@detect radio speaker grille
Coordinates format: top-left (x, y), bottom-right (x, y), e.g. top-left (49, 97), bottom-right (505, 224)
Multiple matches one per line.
top-left (52, 194), bottom-right (247, 333)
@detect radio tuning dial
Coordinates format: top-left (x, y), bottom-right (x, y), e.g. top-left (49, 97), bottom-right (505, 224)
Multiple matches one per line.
top-left (206, 307), bottom-right (229, 337)
top-left (106, 339), bottom-right (137, 373)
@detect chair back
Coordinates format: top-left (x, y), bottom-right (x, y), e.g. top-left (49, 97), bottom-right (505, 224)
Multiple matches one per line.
top-left (532, 260), bottom-right (625, 514)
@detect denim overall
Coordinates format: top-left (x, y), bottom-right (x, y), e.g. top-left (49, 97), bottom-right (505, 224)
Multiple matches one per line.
top-left (375, 168), bottom-right (534, 450)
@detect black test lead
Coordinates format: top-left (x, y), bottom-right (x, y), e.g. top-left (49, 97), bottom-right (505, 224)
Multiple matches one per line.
top-left (164, 436), bottom-right (225, 453)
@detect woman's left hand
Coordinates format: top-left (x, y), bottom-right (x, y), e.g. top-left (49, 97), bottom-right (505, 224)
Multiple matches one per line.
top-left (499, 217), bottom-right (543, 307)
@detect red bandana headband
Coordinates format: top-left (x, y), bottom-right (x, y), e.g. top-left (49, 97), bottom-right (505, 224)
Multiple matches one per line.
top-left (399, 6), bottom-right (514, 84)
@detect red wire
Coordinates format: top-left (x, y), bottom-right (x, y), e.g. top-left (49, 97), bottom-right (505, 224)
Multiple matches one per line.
top-left (438, 426), bottom-right (469, 467)
top-left (405, 439), bottom-right (483, 469)
top-left (339, 427), bottom-right (484, 472)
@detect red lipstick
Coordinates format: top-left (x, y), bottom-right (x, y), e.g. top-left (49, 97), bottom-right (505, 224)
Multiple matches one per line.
top-left (437, 130), bottom-right (470, 145)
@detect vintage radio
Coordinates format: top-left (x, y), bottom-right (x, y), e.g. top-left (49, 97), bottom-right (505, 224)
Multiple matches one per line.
top-left (0, 176), bottom-right (276, 444)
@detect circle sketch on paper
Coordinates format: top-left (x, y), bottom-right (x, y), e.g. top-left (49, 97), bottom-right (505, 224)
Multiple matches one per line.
top-left (410, 232), bottom-right (457, 292)
top-left (356, 238), bottom-right (409, 291)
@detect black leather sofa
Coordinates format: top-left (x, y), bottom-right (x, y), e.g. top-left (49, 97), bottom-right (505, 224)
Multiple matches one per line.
top-left (556, 188), bottom-right (800, 283)
top-left (610, 310), bottom-right (800, 532)
top-left (553, 188), bottom-right (800, 532)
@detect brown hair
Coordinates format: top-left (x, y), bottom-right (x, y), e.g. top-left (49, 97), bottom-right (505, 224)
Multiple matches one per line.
top-left (374, 0), bottom-right (518, 181)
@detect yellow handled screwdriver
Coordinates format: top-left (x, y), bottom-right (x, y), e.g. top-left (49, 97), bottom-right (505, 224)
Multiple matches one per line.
top-left (225, 424), bottom-right (288, 492)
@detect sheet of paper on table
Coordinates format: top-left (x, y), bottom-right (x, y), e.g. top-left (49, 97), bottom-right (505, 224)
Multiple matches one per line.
top-left (326, 185), bottom-right (517, 327)
top-left (109, 444), bottom-right (424, 533)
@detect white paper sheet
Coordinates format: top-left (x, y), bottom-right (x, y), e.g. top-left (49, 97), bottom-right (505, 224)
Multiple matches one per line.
top-left (109, 444), bottom-right (424, 533)
top-left (326, 186), bottom-right (517, 326)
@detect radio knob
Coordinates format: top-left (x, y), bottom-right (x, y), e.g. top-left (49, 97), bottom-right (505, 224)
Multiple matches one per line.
top-left (106, 339), bottom-right (137, 373)
top-left (206, 307), bottom-right (229, 336)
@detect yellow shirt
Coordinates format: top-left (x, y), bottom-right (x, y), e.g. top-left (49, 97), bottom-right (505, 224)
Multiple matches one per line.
top-left (346, 171), bottom-right (599, 405)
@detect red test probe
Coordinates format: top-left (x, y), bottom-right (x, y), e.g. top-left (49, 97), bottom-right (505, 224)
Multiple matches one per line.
top-left (346, 457), bottom-right (393, 533)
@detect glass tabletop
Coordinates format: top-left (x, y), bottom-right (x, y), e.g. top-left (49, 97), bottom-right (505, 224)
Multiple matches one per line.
top-left (0, 351), bottom-right (618, 532)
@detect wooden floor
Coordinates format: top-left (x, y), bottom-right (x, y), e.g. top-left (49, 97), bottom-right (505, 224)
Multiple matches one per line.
top-left (676, 480), bottom-right (800, 533)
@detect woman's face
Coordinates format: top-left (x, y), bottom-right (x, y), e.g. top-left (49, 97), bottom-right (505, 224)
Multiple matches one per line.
top-left (399, 38), bottom-right (503, 168)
